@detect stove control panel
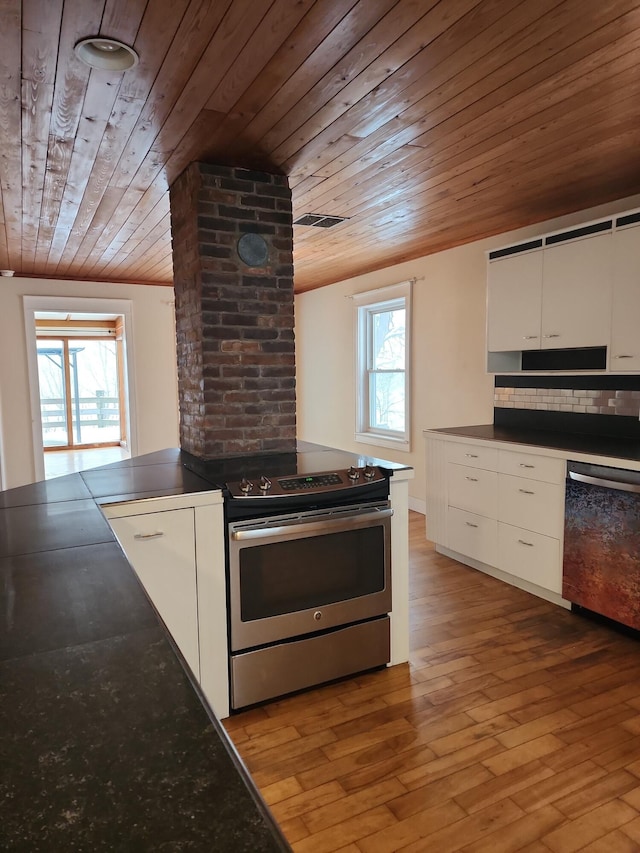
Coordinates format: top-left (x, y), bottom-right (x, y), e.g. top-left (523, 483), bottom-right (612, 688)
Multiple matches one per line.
top-left (226, 466), bottom-right (387, 498)
top-left (279, 473), bottom-right (342, 491)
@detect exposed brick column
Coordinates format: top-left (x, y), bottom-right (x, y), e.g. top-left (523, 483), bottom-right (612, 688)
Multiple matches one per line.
top-left (170, 163), bottom-right (296, 458)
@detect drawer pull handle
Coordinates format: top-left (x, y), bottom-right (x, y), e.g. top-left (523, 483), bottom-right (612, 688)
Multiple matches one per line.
top-left (543, 333), bottom-right (560, 338)
top-left (518, 489), bottom-right (535, 495)
top-left (465, 522), bottom-right (479, 528)
top-left (517, 539), bottom-right (534, 547)
top-left (465, 453), bottom-right (479, 458)
top-left (134, 531), bottom-right (165, 540)
top-left (465, 476), bottom-right (479, 482)
top-left (519, 463), bottom-right (535, 468)
top-left (523, 335), bottom-right (539, 340)
top-left (614, 354), bottom-right (634, 359)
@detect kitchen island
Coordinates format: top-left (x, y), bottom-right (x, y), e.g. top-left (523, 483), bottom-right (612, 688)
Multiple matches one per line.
top-left (0, 444), bottom-right (412, 850)
top-left (0, 449), bottom-right (288, 851)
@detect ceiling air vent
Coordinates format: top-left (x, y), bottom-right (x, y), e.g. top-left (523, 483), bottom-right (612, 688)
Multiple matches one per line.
top-left (293, 213), bottom-right (349, 228)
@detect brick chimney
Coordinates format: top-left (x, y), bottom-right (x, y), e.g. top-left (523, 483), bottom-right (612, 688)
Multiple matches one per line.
top-left (170, 163), bottom-right (296, 459)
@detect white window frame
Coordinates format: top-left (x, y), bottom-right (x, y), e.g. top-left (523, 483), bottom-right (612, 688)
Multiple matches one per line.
top-left (354, 280), bottom-right (412, 452)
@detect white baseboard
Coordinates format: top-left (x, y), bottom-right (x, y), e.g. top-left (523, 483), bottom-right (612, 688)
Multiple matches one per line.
top-left (436, 544), bottom-right (571, 610)
top-left (408, 497), bottom-right (426, 515)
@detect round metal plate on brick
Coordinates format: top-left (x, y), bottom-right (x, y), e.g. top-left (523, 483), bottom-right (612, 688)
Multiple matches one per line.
top-left (237, 233), bottom-right (268, 267)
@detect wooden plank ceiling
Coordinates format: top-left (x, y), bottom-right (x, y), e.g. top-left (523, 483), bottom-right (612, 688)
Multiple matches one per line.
top-left (1, 0), bottom-right (640, 293)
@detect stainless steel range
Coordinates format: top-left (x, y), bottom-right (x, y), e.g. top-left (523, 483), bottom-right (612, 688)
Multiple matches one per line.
top-left (225, 464), bottom-right (392, 710)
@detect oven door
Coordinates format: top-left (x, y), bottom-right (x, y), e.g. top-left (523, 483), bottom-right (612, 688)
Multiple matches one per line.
top-left (228, 501), bottom-right (392, 652)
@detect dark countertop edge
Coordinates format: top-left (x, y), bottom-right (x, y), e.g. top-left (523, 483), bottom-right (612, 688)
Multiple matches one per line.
top-left (100, 488), bottom-right (290, 850)
top-left (0, 454), bottom-right (290, 852)
top-left (160, 623), bottom-right (292, 852)
top-left (424, 424), bottom-right (640, 466)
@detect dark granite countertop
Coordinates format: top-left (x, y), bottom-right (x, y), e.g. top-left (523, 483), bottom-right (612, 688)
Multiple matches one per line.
top-left (0, 449), bottom-right (290, 852)
top-left (426, 423), bottom-right (640, 466)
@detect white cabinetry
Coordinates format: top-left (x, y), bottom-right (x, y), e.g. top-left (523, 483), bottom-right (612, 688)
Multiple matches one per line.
top-left (486, 217), bottom-right (629, 371)
top-left (426, 434), bottom-right (567, 606)
top-left (447, 508), bottom-right (497, 567)
top-left (610, 224), bottom-right (640, 371)
top-left (497, 526), bottom-right (562, 594)
top-left (541, 233), bottom-right (611, 349)
top-left (487, 249), bottom-right (543, 352)
top-left (496, 450), bottom-right (565, 594)
top-left (447, 464), bottom-right (498, 517)
top-left (103, 491), bottom-right (229, 719)
top-left (446, 443), bottom-right (498, 566)
top-left (108, 508), bottom-right (199, 677)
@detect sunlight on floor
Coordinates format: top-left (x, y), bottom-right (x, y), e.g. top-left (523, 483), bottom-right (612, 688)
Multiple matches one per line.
top-left (44, 446), bottom-right (130, 479)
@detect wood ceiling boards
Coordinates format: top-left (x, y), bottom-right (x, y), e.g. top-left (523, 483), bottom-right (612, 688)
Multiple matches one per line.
top-left (2, 0), bottom-right (640, 293)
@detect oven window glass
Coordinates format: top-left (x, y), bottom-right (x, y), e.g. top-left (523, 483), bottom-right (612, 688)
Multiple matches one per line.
top-left (239, 527), bottom-right (386, 621)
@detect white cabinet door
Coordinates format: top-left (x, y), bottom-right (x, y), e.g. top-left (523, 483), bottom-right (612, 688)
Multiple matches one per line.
top-left (498, 449), bottom-right (566, 485)
top-left (447, 441), bottom-right (498, 470)
top-left (487, 250), bottom-right (543, 352)
top-left (448, 508), bottom-right (498, 567)
top-left (498, 523), bottom-right (562, 593)
top-left (541, 233), bottom-right (612, 349)
top-left (611, 225), bottom-right (640, 371)
top-left (498, 474), bottom-right (564, 539)
top-left (448, 464), bottom-right (498, 517)
top-left (109, 508), bottom-right (199, 678)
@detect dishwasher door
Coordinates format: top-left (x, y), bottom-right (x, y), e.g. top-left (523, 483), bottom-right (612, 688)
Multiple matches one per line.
top-left (563, 461), bottom-right (640, 630)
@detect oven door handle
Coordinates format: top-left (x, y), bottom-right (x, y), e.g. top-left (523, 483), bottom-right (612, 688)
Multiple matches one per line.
top-left (568, 470), bottom-right (640, 494)
top-left (231, 507), bottom-right (393, 540)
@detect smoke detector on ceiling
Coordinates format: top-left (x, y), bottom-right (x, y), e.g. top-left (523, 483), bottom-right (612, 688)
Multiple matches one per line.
top-left (293, 213), bottom-right (350, 228)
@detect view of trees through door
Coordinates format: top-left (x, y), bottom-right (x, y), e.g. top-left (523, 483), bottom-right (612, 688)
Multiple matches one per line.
top-left (36, 317), bottom-right (126, 452)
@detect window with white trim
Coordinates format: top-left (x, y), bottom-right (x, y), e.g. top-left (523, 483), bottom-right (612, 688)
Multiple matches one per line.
top-left (354, 281), bottom-right (411, 452)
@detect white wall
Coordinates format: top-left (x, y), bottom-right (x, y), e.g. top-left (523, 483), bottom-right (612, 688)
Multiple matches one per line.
top-left (0, 277), bottom-right (179, 489)
top-left (295, 193), bottom-right (640, 511)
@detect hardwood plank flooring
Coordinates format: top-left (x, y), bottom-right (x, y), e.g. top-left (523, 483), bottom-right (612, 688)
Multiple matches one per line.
top-left (224, 512), bottom-right (640, 851)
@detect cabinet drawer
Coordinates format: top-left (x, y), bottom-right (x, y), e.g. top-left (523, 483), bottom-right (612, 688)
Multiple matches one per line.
top-left (498, 449), bottom-right (565, 484)
top-left (447, 442), bottom-right (498, 471)
top-left (498, 474), bottom-right (564, 538)
top-left (498, 523), bottom-right (561, 593)
top-left (448, 508), bottom-right (497, 566)
top-left (109, 508), bottom-right (199, 677)
top-left (448, 464), bottom-right (498, 517)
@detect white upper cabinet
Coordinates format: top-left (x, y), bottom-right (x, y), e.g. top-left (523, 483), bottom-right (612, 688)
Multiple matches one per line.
top-left (485, 215), bottom-right (640, 371)
top-left (610, 225), bottom-right (640, 371)
top-left (541, 233), bottom-right (612, 349)
top-left (487, 249), bottom-right (543, 352)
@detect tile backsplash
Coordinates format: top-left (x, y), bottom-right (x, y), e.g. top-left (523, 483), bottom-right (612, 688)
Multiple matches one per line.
top-left (494, 386), bottom-right (640, 418)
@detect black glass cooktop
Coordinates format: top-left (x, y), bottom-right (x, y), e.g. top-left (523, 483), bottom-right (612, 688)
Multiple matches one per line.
top-left (180, 441), bottom-right (403, 491)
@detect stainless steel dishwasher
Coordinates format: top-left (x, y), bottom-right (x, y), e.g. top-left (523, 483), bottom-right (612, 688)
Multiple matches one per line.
top-left (563, 461), bottom-right (640, 630)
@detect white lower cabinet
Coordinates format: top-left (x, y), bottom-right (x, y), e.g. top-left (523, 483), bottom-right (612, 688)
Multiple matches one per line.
top-left (498, 449), bottom-right (565, 485)
top-left (103, 491), bottom-right (230, 719)
top-left (448, 507), bottom-right (497, 566)
top-left (497, 522), bottom-right (562, 593)
top-left (497, 474), bottom-right (563, 539)
top-left (447, 464), bottom-right (498, 517)
top-left (108, 508), bottom-right (200, 678)
top-left (426, 435), bottom-right (567, 605)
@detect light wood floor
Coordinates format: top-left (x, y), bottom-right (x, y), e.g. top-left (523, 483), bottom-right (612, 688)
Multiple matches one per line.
top-left (224, 512), bottom-right (640, 852)
top-left (44, 445), bottom-right (130, 479)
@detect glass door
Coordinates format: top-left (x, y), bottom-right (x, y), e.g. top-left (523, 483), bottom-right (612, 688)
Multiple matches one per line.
top-left (37, 336), bottom-right (123, 450)
top-left (37, 340), bottom-right (68, 448)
